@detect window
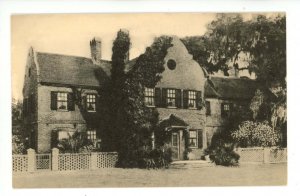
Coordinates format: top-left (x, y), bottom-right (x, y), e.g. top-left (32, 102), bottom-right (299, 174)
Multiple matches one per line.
top-left (86, 94), bottom-right (96, 112)
top-left (221, 103), bottom-right (231, 117)
top-left (87, 130), bottom-right (97, 142)
top-left (189, 130), bottom-right (197, 147)
top-left (144, 88), bottom-right (155, 106)
top-left (167, 89), bottom-right (176, 107)
top-left (51, 92), bottom-right (75, 111)
top-left (188, 91), bottom-right (196, 108)
top-left (57, 92), bottom-right (68, 110)
top-left (167, 59), bottom-right (176, 70)
top-left (172, 133), bottom-right (178, 147)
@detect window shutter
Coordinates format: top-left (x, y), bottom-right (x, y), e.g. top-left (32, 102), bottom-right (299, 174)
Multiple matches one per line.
top-left (161, 88), bottom-right (167, 107)
top-left (23, 98), bottom-right (28, 114)
top-left (154, 88), bottom-right (161, 107)
top-left (221, 103), bottom-right (225, 117)
top-left (82, 95), bottom-right (87, 111)
top-left (95, 95), bottom-right (100, 112)
top-left (196, 91), bottom-right (202, 110)
top-left (50, 92), bottom-right (57, 110)
top-left (183, 90), bottom-right (189, 109)
top-left (198, 130), bottom-right (203, 148)
top-left (175, 89), bottom-right (182, 108)
top-left (67, 93), bottom-right (75, 111)
top-left (205, 101), bottom-right (211, 115)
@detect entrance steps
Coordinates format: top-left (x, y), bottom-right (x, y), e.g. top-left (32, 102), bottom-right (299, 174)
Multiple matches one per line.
top-left (170, 160), bottom-right (214, 169)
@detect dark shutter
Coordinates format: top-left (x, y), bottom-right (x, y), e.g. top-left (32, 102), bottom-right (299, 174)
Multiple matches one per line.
top-left (183, 90), bottom-right (189, 109)
top-left (95, 95), bottom-right (100, 112)
top-left (196, 91), bottom-right (202, 110)
top-left (23, 98), bottom-right (28, 114)
top-left (198, 130), bottom-right (203, 148)
top-left (161, 88), bottom-right (167, 107)
top-left (175, 89), bottom-right (182, 108)
top-left (67, 93), bottom-right (75, 111)
top-left (221, 103), bottom-right (225, 117)
top-left (154, 88), bottom-right (161, 107)
top-left (50, 92), bottom-right (57, 110)
top-left (82, 95), bottom-right (87, 111)
top-left (205, 101), bottom-right (211, 115)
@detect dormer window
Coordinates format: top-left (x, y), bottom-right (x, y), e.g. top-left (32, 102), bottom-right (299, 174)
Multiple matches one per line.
top-left (86, 94), bottom-right (96, 112)
top-left (167, 89), bottom-right (176, 107)
top-left (144, 88), bottom-right (155, 107)
top-left (188, 91), bottom-right (197, 108)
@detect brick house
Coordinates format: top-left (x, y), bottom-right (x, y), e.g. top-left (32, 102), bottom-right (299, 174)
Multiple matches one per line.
top-left (23, 36), bottom-right (257, 159)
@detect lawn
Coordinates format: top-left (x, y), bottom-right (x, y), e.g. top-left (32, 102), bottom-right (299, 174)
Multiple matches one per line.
top-left (13, 163), bottom-right (287, 188)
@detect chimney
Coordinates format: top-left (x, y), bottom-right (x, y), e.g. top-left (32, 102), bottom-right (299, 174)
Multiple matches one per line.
top-left (90, 37), bottom-right (102, 64)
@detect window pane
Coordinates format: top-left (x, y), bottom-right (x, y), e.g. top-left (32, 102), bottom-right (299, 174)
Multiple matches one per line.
top-left (189, 131), bottom-right (197, 138)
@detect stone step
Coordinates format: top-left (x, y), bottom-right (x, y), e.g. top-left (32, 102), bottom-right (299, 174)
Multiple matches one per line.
top-left (169, 160), bottom-right (214, 169)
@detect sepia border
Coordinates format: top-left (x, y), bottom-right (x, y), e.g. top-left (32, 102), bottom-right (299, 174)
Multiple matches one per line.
top-left (1, 0), bottom-right (299, 196)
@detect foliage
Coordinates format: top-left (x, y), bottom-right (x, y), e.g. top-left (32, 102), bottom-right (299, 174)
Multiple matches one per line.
top-left (12, 135), bottom-right (27, 154)
top-left (12, 99), bottom-right (24, 134)
top-left (117, 147), bottom-right (172, 169)
top-left (231, 120), bottom-right (281, 147)
top-left (207, 142), bottom-right (240, 166)
top-left (98, 30), bottom-right (173, 168)
top-left (183, 14), bottom-right (286, 88)
top-left (56, 131), bottom-right (94, 153)
top-left (205, 128), bottom-right (239, 166)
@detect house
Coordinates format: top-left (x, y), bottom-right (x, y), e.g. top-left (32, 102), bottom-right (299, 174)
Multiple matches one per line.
top-left (23, 36), bottom-right (257, 160)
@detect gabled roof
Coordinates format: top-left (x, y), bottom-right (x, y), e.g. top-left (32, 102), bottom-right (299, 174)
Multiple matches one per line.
top-left (160, 114), bottom-right (189, 127)
top-left (35, 51), bottom-right (136, 87)
top-left (204, 77), bottom-right (258, 100)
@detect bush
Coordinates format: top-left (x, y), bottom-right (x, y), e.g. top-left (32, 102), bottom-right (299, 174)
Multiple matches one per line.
top-left (231, 120), bottom-right (281, 147)
top-left (117, 147), bottom-right (172, 169)
top-left (206, 142), bottom-right (240, 166)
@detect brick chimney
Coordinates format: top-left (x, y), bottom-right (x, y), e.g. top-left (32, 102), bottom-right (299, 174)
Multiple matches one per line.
top-left (90, 37), bottom-right (102, 64)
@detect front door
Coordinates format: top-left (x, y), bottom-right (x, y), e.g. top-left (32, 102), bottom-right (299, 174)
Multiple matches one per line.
top-left (171, 132), bottom-right (180, 160)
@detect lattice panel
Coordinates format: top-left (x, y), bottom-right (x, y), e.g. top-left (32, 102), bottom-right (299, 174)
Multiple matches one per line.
top-left (239, 148), bottom-right (264, 162)
top-left (13, 155), bottom-right (28, 172)
top-left (270, 148), bottom-right (287, 163)
top-left (58, 153), bottom-right (90, 171)
top-left (96, 152), bottom-right (118, 168)
top-left (36, 154), bottom-right (51, 170)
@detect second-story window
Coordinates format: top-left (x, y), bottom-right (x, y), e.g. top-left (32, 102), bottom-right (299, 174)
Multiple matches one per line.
top-left (57, 92), bottom-right (68, 110)
top-left (188, 91), bottom-right (197, 108)
top-left (167, 89), bottom-right (176, 107)
top-left (87, 130), bottom-right (97, 142)
top-left (86, 94), bottom-right (96, 112)
top-left (144, 88), bottom-right (155, 106)
top-left (221, 103), bottom-right (232, 117)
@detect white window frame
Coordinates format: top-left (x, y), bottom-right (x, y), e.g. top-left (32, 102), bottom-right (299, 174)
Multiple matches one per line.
top-left (188, 90), bottom-right (197, 109)
top-left (57, 92), bottom-right (68, 111)
top-left (189, 130), bottom-right (198, 148)
top-left (87, 130), bottom-right (97, 142)
top-left (86, 94), bottom-right (96, 112)
top-left (144, 88), bottom-right (155, 107)
top-left (167, 89), bottom-right (176, 108)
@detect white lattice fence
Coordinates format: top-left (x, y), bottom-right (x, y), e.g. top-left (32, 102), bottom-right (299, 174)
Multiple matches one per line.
top-left (270, 148), bottom-right (287, 163)
top-left (96, 152), bottom-right (118, 168)
top-left (58, 153), bottom-right (91, 171)
top-left (36, 154), bottom-right (51, 170)
top-left (236, 148), bottom-right (264, 162)
top-left (13, 155), bottom-right (28, 172)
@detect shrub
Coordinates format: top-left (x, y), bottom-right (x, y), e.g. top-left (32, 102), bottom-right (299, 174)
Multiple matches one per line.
top-left (117, 147), bottom-right (172, 169)
top-left (12, 135), bottom-right (27, 155)
top-left (231, 120), bottom-right (281, 147)
top-left (207, 142), bottom-right (240, 166)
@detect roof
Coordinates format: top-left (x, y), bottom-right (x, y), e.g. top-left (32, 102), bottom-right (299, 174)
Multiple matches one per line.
top-left (35, 51), bottom-right (136, 87)
top-left (204, 77), bottom-right (258, 100)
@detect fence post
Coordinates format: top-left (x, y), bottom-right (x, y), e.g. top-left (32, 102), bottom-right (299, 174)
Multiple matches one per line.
top-left (27, 148), bottom-right (36, 172)
top-left (263, 148), bottom-right (271, 164)
top-left (91, 152), bottom-right (97, 170)
top-left (52, 148), bottom-right (59, 171)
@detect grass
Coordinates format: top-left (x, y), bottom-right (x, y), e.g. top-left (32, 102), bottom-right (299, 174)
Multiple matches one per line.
top-left (13, 163), bottom-right (287, 188)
